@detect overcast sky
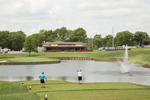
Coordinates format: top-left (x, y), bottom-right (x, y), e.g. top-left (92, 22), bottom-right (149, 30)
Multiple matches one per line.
top-left (0, 0), bottom-right (150, 38)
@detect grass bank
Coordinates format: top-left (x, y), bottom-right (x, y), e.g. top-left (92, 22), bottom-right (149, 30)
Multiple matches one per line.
top-left (6, 57), bottom-right (59, 62)
top-left (0, 80), bottom-right (150, 100)
top-left (0, 48), bottom-right (150, 66)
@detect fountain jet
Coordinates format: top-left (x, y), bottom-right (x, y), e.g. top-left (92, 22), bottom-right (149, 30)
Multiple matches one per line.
top-left (119, 45), bottom-right (131, 73)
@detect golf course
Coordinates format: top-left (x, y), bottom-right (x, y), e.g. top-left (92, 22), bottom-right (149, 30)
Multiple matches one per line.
top-left (0, 48), bottom-right (150, 100)
top-left (0, 80), bottom-right (150, 100)
top-left (1, 0), bottom-right (150, 99)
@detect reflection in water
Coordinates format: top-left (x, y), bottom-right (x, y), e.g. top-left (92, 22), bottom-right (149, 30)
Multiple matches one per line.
top-left (26, 76), bottom-right (33, 81)
top-left (0, 60), bottom-right (150, 85)
top-left (94, 70), bottom-right (150, 76)
top-left (56, 76), bottom-right (67, 81)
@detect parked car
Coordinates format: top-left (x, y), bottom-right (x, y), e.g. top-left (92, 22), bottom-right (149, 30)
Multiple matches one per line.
top-left (4, 51), bottom-right (8, 53)
top-left (98, 47), bottom-right (105, 51)
top-left (2, 49), bottom-right (9, 53)
top-left (135, 46), bottom-right (140, 48)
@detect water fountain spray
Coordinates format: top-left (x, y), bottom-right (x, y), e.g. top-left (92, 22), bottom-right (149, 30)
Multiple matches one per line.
top-left (119, 45), bottom-right (131, 73)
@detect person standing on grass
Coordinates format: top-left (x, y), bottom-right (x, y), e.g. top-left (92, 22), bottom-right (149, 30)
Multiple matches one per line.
top-left (76, 70), bottom-right (82, 84)
top-left (39, 72), bottom-right (47, 88)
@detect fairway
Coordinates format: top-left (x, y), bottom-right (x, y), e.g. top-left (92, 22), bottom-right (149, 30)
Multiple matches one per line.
top-left (6, 57), bottom-right (59, 62)
top-left (0, 80), bottom-right (150, 100)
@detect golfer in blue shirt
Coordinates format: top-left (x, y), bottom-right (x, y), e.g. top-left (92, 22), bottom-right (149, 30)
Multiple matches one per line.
top-left (39, 72), bottom-right (47, 88)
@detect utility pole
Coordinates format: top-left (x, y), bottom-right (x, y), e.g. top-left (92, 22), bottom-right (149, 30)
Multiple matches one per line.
top-left (112, 27), bottom-right (114, 48)
top-left (92, 38), bottom-right (93, 49)
top-left (88, 37), bottom-right (89, 47)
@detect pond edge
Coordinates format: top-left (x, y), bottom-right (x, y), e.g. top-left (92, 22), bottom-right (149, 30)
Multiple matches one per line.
top-left (0, 57), bottom-right (150, 68)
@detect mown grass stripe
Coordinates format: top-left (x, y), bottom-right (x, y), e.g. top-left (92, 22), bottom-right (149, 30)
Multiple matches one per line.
top-left (37, 88), bottom-right (149, 93)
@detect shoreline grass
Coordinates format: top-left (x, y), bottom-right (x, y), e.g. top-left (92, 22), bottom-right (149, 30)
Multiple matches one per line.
top-left (6, 57), bottom-right (59, 62)
top-left (0, 80), bottom-right (150, 100)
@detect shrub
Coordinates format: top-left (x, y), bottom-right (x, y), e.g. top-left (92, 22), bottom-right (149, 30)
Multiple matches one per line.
top-left (79, 50), bottom-right (85, 52)
top-left (57, 50), bottom-right (61, 52)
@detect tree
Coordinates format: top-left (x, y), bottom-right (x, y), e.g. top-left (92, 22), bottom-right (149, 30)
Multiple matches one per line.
top-left (30, 27), bottom-right (87, 43)
top-left (53, 27), bottom-right (68, 41)
top-left (87, 37), bottom-right (93, 49)
top-left (23, 36), bottom-right (36, 56)
top-left (31, 33), bottom-right (39, 48)
top-left (9, 31), bottom-right (26, 51)
top-left (115, 31), bottom-right (133, 46)
top-left (134, 31), bottom-right (149, 46)
top-left (71, 28), bottom-right (87, 42)
top-left (149, 37), bottom-right (150, 45)
top-left (103, 35), bottom-right (113, 47)
top-left (65, 30), bottom-right (74, 42)
top-left (38, 30), bottom-right (46, 47)
top-left (53, 37), bottom-right (63, 41)
top-left (94, 34), bottom-right (102, 49)
top-left (44, 30), bottom-right (57, 42)
top-left (0, 31), bottom-right (10, 49)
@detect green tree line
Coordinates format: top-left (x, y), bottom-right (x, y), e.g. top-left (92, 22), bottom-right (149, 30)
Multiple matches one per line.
top-left (0, 27), bottom-right (150, 51)
top-left (0, 30), bottom-right (26, 51)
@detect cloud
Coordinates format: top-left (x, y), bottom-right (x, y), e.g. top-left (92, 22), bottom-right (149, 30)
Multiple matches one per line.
top-left (0, 0), bottom-right (150, 37)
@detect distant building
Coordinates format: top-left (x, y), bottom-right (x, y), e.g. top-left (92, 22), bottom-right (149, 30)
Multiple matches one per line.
top-left (37, 46), bottom-right (45, 52)
top-left (42, 41), bottom-right (87, 51)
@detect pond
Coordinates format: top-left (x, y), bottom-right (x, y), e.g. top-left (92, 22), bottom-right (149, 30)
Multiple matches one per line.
top-left (0, 60), bottom-right (150, 85)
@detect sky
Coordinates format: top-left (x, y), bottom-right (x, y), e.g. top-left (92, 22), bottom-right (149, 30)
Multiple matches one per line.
top-left (0, 0), bottom-right (150, 38)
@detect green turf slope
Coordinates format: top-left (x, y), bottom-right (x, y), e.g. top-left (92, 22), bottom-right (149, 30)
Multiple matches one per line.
top-left (0, 81), bottom-right (40, 100)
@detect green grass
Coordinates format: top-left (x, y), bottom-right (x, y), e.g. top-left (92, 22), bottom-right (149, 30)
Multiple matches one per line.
top-left (1, 80), bottom-right (150, 100)
top-left (0, 81), bottom-right (40, 100)
top-left (6, 57), bottom-right (59, 62)
top-left (0, 48), bottom-right (150, 65)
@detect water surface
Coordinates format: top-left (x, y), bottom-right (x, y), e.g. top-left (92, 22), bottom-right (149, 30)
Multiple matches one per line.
top-left (0, 60), bottom-right (150, 85)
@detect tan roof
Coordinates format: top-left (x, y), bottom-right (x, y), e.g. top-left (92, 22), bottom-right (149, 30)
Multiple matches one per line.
top-left (45, 46), bottom-right (87, 47)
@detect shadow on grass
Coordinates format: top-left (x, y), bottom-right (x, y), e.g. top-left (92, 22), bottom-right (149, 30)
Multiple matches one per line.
top-left (24, 55), bottom-right (41, 57)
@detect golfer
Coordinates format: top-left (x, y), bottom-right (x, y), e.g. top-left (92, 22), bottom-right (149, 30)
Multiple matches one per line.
top-left (39, 72), bottom-right (47, 88)
top-left (76, 70), bottom-right (82, 84)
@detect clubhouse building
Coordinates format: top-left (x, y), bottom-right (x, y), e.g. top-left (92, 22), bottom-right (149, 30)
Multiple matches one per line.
top-left (42, 41), bottom-right (87, 52)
